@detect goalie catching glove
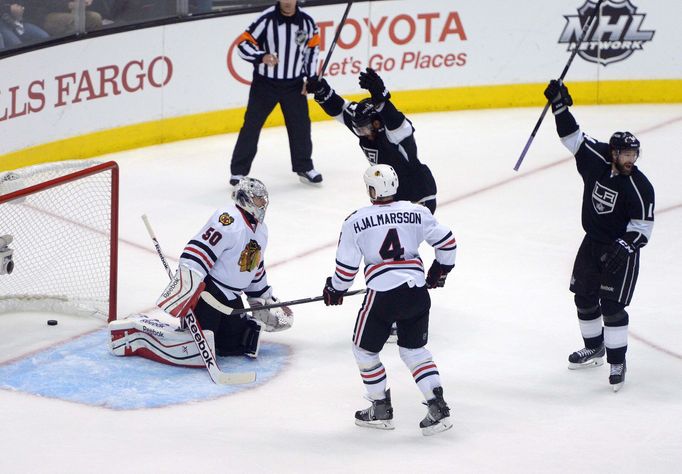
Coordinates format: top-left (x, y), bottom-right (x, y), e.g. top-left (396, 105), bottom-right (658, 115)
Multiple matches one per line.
top-left (247, 293), bottom-right (293, 332)
top-left (156, 264), bottom-right (205, 317)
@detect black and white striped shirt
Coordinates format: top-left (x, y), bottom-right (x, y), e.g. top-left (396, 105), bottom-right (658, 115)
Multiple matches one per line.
top-left (237, 4), bottom-right (320, 80)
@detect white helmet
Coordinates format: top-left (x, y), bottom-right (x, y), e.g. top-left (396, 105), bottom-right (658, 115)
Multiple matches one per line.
top-left (232, 177), bottom-right (269, 222)
top-left (363, 164), bottom-right (398, 200)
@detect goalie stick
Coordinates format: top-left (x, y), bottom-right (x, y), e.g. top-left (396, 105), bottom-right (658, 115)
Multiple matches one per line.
top-left (141, 214), bottom-right (256, 385)
top-left (513, 0), bottom-right (604, 171)
top-left (200, 289), bottom-right (367, 316)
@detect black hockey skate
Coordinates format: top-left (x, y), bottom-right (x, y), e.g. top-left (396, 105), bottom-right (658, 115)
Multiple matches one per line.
top-left (609, 361), bottom-right (627, 392)
top-left (419, 387), bottom-right (453, 436)
top-left (354, 389), bottom-right (394, 430)
top-left (568, 344), bottom-right (605, 369)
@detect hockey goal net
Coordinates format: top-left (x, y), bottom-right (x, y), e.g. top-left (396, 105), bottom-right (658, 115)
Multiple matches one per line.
top-left (0, 160), bottom-right (118, 322)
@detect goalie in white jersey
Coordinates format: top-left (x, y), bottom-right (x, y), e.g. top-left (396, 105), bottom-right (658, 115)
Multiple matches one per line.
top-left (323, 164), bottom-right (457, 436)
top-left (156, 177), bottom-right (292, 358)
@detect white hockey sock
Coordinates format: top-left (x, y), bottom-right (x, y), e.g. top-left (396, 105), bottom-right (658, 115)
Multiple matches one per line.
top-left (400, 346), bottom-right (441, 400)
top-left (359, 363), bottom-right (388, 400)
top-left (411, 360), bottom-right (441, 400)
top-left (578, 316), bottom-right (603, 340)
top-left (604, 324), bottom-right (628, 350)
top-left (353, 344), bottom-right (387, 400)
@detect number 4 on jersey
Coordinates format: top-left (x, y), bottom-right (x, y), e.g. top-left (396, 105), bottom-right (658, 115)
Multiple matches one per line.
top-left (379, 228), bottom-right (404, 261)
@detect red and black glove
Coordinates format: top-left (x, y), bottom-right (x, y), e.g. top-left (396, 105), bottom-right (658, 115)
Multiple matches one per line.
top-left (426, 260), bottom-right (454, 289)
top-left (323, 276), bottom-right (346, 306)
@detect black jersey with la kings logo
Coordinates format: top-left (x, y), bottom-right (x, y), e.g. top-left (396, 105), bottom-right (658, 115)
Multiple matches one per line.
top-left (557, 111), bottom-right (655, 246)
top-left (316, 93), bottom-right (437, 203)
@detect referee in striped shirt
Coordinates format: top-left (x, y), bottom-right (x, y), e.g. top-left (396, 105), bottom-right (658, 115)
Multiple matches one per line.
top-left (230, 0), bottom-right (323, 186)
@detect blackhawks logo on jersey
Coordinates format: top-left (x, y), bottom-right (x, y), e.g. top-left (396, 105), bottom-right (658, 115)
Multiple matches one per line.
top-left (218, 213), bottom-right (234, 226)
top-left (238, 239), bottom-right (261, 272)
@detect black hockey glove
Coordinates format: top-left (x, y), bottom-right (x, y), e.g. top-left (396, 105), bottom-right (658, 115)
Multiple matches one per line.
top-left (323, 276), bottom-right (346, 306)
top-left (359, 67), bottom-right (391, 104)
top-left (426, 260), bottom-right (454, 289)
top-left (543, 79), bottom-right (573, 115)
top-left (601, 238), bottom-right (635, 274)
top-left (306, 76), bottom-right (331, 101)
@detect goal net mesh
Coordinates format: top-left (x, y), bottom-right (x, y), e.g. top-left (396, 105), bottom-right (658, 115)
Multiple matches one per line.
top-left (0, 160), bottom-right (118, 321)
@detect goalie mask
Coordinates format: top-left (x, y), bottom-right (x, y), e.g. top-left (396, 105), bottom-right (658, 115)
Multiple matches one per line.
top-left (232, 177), bottom-right (269, 223)
top-left (363, 164), bottom-right (398, 200)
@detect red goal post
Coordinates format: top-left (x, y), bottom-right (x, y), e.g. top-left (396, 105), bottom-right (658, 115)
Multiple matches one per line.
top-left (0, 160), bottom-right (119, 322)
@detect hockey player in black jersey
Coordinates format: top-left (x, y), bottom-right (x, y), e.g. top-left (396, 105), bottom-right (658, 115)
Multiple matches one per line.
top-left (306, 68), bottom-right (438, 213)
top-left (544, 80), bottom-right (655, 392)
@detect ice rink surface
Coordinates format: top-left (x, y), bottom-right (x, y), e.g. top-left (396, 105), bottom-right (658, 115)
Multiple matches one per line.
top-left (1, 104), bottom-right (681, 473)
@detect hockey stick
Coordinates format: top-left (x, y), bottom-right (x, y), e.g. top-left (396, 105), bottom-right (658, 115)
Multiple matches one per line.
top-left (141, 214), bottom-right (173, 280)
top-left (141, 215), bottom-right (256, 385)
top-left (513, 0), bottom-right (603, 171)
top-left (318, 0), bottom-right (354, 77)
top-left (200, 288), bottom-right (367, 316)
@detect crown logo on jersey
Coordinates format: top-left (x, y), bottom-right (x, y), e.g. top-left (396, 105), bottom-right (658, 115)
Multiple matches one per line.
top-left (219, 213), bottom-right (234, 226)
top-left (592, 182), bottom-right (618, 215)
top-left (238, 239), bottom-right (262, 272)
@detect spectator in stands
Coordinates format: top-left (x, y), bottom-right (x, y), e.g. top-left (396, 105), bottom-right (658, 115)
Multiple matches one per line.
top-left (23, 0), bottom-right (103, 37)
top-left (90, 0), bottom-right (116, 24)
top-left (0, 1), bottom-right (49, 48)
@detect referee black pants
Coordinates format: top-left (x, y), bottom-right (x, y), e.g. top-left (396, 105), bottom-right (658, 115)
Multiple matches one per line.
top-left (231, 73), bottom-right (314, 176)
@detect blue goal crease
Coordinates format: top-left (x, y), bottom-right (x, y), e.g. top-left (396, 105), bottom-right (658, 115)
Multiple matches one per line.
top-left (0, 329), bottom-right (289, 410)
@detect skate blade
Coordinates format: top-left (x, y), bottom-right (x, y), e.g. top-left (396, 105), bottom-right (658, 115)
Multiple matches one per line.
top-left (298, 176), bottom-right (323, 186)
top-left (611, 381), bottom-right (625, 392)
top-left (355, 419), bottom-right (395, 430)
top-left (421, 417), bottom-right (453, 436)
top-left (568, 357), bottom-right (604, 370)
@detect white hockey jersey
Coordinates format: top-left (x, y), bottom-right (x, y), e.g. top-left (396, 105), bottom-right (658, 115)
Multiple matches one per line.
top-left (332, 201), bottom-right (456, 292)
top-left (179, 203), bottom-right (270, 300)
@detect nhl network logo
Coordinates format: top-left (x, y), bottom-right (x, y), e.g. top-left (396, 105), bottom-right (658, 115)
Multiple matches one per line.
top-left (558, 0), bottom-right (655, 66)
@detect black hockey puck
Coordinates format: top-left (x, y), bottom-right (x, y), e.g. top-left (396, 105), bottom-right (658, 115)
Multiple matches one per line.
top-left (47, 319), bottom-right (58, 326)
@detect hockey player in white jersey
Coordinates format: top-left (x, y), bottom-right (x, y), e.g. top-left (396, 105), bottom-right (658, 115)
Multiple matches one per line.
top-left (322, 164), bottom-right (457, 436)
top-left (156, 177), bottom-right (292, 358)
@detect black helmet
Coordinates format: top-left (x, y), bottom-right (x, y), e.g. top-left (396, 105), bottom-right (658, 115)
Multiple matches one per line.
top-left (609, 131), bottom-right (640, 155)
top-left (349, 98), bottom-right (377, 130)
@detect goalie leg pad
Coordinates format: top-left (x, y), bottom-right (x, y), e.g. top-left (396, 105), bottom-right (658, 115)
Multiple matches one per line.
top-left (109, 314), bottom-right (216, 368)
top-left (242, 319), bottom-right (263, 358)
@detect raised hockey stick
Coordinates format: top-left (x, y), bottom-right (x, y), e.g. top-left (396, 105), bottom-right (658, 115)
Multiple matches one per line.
top-left (141, 214), bottom-right (256, 385)
top-left (513, 0), bottom-right (603, 171)
top-left (318, 0), bottom-right (354, 77)
top-left (200, 289), bottom-right (367, 316)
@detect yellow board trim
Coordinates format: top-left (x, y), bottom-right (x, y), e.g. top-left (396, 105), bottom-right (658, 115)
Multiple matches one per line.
top-left (1, 79), bottom-right (681, 172)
